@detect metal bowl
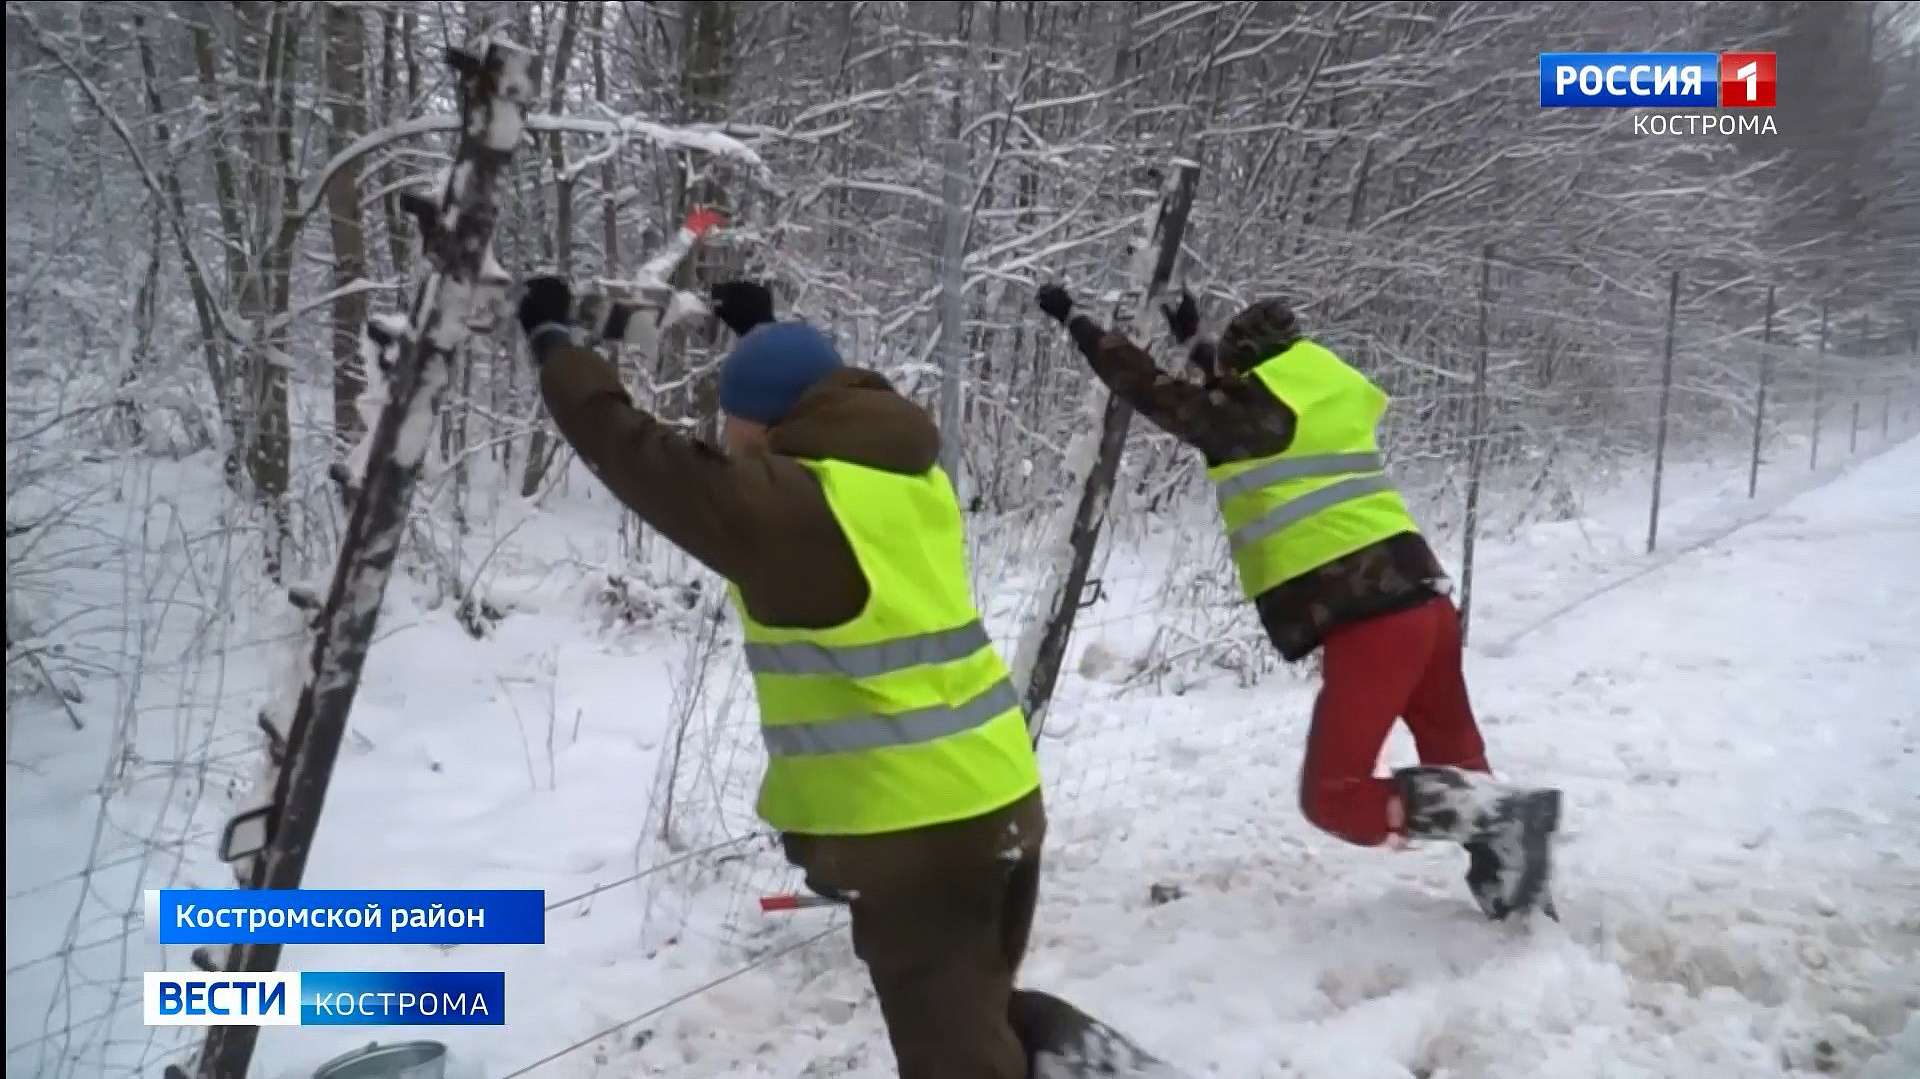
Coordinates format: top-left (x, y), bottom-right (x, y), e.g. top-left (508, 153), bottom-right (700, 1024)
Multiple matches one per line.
top-left (312, 1041), bottom-right (448, 1079)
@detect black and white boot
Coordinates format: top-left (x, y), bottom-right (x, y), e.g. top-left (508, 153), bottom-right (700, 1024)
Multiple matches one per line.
top-left (1012, 990), bottom-right (1191, 1078)
top-left (1397, 766), bottom-right (1561, 921)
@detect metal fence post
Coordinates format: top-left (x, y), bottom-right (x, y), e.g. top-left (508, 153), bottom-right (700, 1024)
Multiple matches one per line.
top-left (1460, 244), bottom-right (1492, 643)
top-left (1852, 313), bottom-right (1866, 454)
top-left (1748, 283), bottom-right (1775, 498)
top-left (1851, 379), bottom-right (1863, 454)
top-left (1910, 329), bottom-right (1919, 430)
top-left (1811, 300), bottom-right (1828, 470)
top-left (1648, 269), bottom-right (1680, 555)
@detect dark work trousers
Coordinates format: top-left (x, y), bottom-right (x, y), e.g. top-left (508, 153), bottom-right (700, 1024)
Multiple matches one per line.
top-left (783, 787), bottom-right (1046, 1079)
top-left (1298, 594), bottom-right (1492, 846)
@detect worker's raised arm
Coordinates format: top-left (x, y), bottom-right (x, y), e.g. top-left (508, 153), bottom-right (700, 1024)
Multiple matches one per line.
top-left (520, 276), bottom-right (782, 585)
top-left (1033, 284), bottom-right (1295, 464)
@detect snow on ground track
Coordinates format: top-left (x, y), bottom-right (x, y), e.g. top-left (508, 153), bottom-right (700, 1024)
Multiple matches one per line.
top-left (632, 438), bottom-right (1920, 1079)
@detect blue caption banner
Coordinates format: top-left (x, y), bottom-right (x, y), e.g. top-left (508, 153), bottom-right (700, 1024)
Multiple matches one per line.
top-left (301, 971), bottom-right (506, 1026)
top-left (150, 889), bottom-right (545, 945)
top-left (1539, 52), bottom-right (1719, 108)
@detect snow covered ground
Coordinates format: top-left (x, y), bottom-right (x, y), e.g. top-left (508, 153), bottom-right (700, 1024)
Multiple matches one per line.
top-left (996, 438), bottom-right (1920, 1079)
top-left (565, 435), bottom-right (1920, 1079)
top-left (8, 432), bottom-right (1918, 1079)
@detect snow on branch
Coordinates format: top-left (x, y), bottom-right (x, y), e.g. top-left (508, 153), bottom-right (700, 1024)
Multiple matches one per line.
top-left (527, 114), bottom-right (767, 178)
top-left (292, 114), bottom-right (765, 232)
top-left (266, 278), bottom-right (402, 337)
top-left (12, 4), bottom-right (247, 346)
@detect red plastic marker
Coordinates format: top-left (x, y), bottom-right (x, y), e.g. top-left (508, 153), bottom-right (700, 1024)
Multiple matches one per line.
top-left (759, 891), bottom-right (856, 913)
top-left (684, 205), bottom-right (727, 239)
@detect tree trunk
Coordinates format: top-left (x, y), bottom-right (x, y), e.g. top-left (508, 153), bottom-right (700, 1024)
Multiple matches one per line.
top-left (675, 0), bottom-right (737, 438)
top-left (593, 2), bottom-right (619, 284)
top-left (325, 4), bottom-right (373, 459)
top-left (522, 0), bottom-right (582, 499)
top-left (113, 212), bottom-right (165, 448)
top-left (190, 18), bottom-right (249, 417)
top-left (192, 7), bottom-right (298, 577)
top-left (258, 6), bottom-right (303, 575)
top-left (380, 7), bottom-right (411, 279)
top-left (133, 16), bottom-right (231, 444)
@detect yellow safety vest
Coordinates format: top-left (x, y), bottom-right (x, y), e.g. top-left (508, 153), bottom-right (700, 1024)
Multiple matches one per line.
top-left (730, 459), bottom-right (1041, 837)
top-left (1206, 339), bottom-right (1423, 599)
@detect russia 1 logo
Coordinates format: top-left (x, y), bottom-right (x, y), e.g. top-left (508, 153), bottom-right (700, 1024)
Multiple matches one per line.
top-left (1719, 52), bottom-right (1776, 108)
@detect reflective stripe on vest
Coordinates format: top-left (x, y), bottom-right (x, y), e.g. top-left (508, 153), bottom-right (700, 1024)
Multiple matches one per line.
top-left (732, 458), bottom-right (1040, 837)
top-left (1206, 339), bottom-right (1423, 599)
top-left (759, 677), bottom-right (1020, 757)
top-left (1226, 472), bottom-right (1396, 552)
top-left (743, 619), bottom-right (991, 679)
top-left (1214, 452), bottom-right (1386, 505)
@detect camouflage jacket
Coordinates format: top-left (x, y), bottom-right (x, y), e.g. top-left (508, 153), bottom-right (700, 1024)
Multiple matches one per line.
top-left (1065, 315), bottom-right (1451, 662)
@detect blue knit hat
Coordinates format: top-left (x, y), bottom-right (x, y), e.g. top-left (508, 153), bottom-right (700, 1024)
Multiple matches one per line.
top-left (718, 321), bottom-right (844, 425)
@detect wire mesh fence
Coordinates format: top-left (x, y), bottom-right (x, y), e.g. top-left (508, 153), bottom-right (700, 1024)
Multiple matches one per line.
top-left (7, 232), bottom-right (1917, 1077)
top-left (567, 256), bottom-right (1920, 1076)
top-left (5, 437), bottom-right (295, 1078)
top-left (10, 1), bottom-right (1920, 1072)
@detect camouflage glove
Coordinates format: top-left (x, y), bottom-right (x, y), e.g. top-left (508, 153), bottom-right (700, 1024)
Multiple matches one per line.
top-left (1036, 283), bottom-right (1075, 324)
top-left (1161, 289), bottom-right (1200, 344)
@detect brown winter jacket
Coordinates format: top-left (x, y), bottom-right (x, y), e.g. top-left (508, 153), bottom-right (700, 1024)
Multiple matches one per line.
top-left (1064, 314), bottom-right (1450, 662)
top-left (541, 341), bottom-right (1050, 1057)
top-left (538, 343), bottom-right (938, 629)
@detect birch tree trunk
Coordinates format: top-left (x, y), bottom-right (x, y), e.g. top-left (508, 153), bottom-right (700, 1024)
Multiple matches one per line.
top-left (593, 2), bottom-right (619, 284)
top-left (674, 0), bottom-right (736, 435)
top-left (522, 0), bottom-right (582, 498)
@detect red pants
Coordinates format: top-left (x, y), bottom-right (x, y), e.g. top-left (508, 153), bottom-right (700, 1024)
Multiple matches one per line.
top-left (1299, 595), bottom-right (1490, 847)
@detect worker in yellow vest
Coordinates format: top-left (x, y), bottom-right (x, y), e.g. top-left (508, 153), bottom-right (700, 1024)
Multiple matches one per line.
top-left (520, 273), bottom-right (1046, 1079)
top-left (1035, 284), bottom-right (1561, 922)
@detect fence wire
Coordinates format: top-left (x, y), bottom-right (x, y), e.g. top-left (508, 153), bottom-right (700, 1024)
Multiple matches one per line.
top-left (9, 184), bottom-right (1920, 1079)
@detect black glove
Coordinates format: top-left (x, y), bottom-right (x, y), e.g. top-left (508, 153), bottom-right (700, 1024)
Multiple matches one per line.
top-left (518, 276), bottom-right (572, 336)
top-left (1161, 289), bottom-right (1199, 344)
top-left (711, 281), bottom-right (775, 337)
top-left (1036, 283), bottom-right (1074, 324)
top-left (518, 276), bottom-right (579, 361)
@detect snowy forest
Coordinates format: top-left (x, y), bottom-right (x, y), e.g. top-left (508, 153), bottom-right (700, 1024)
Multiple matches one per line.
top-left (7, 2), bottom-right (1920, 1078)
